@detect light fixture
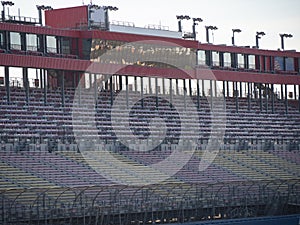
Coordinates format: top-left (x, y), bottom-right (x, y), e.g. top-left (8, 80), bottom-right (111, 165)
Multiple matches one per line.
top-left (232, 28), bottom-right (241, 45)
top-left (192, 17), bottom-right (203, 40)
top-left (36, 5), bottom-right (52, 25)
top-left (176, 15), bottom-right (190, 32)
top-left (205, 25), bottom-right (218, 43)
top-left (279, 33), bottom-right (293, 50)
top-left (255, 31), bottom-right (265, 48)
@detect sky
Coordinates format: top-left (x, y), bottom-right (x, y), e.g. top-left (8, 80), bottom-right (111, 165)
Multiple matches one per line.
top-left (5, 0), bottom-right (300, 51)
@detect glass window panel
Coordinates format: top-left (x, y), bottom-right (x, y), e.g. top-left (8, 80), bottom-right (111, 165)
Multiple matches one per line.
top-left (47, 36), bottom-right (57, 53)
top-left (274, 56), bottom-right (284, 71)
top-left (238, 54), bottom-right (244, 68)
top-left (197, 50), bottom-right (205, 65)
top-left (285, 57), bottom-right (294, 71)
top-left (212, 51), bottom-right (219, 66)
top-left (223, 52), bottom-right (231, 67)
top-left (10, 32), bottom-right (21, 50)
top-left (248, 55), bottom-right (255, 69)
top-left (26, 34), bottom-right (37, 51)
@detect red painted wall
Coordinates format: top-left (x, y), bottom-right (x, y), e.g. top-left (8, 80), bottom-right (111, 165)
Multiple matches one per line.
top-left (45, 6), bottom-right (88, 29)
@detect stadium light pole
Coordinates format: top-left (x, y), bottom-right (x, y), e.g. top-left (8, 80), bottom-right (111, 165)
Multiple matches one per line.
top-left (104, 6), bottom-right (118, 30)
top-left (205, 25), bottom-right (218, 43)
top-left (176, 15), bottom-right (190, 33)
top-left (255, 31), bottom-right (265, 48)
top-left (36, 5), bottom-right (53, 26)
top-left (280, 33), bottom-right (293, 50)
top-left (1, 1), bottom-right (14, 21)
top-left (192, 18), bottom-right (203, 40)
top-left (232, 28), bottom-right (241, 46)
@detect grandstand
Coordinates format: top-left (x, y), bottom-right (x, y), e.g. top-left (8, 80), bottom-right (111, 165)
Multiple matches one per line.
top-left (0, 3), bottom-right (300, 225)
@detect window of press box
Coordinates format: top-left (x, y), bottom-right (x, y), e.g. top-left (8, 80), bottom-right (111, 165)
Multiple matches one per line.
top-left (26, 34), bottom-right (38, 52)
top-left (10, 32), bottom-right (21, 50)
top-left (237, 54), bottom-right (245, 68)
top-left (46, 36), bottom-right (57, 53)
top-left (248, 55), bottom-right (255, 69)
top-left (197, 50), bottom-right (206, 65)
top-left (212, 51), bottom-right (219, 66)
top-left (274, 56), bottom-right (284, 71)
top-left (223, 52), bottom-right (231, 67)
top-left (285, 57), bottom-right (294, 71)
top-left (0, 32), bottom-right (5, 49)
top-left (61, 38), bottom-right (71, 55)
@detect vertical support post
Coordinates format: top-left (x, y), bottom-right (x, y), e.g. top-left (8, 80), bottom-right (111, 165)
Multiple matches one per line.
top-left (94, 74), bottom-right (98, 107)
top-left (247, 82), bottom-right (251, 111)
top-left (183, 79), bottom-right (187, 110)
top-left (189, 79), bottom-right (192, 96)
top-left (162, 78), bottom-right (165, 95)
top-left (89, 73), bottom-right (92, 88)
top-left (148, 77), bottom-right (152, 94)
top-left (119, 75), bottom-right (122, 91)
top-left (40, 69), bottom-right (43, 89)
top-left (235, 82), bottom-right (238, 113)
top-left (176, 79), bottom-right (179, 95)
top-left (140, 77), bottom-right (144, 108)
top-left (210, 80), bottom-right (213, 111)
top-left (298, 85), bottom-right (300, 112)
top-left (78, 72), bottom-right (81, 106)
top-left (226, 81), bottom-right (229, 97)
top-left (223, 80), bottom-right (226, 109)
top-left (134, 76), bottom-right (137, 92)
top-left (4, 66), bottom-right (10, 104)
top-left (197, 79), bottom-right (200, 109)
top-left (265, 84), bottom-right (268, 113)
top-left (285, 84), bottom-right (288, 114)
top-left (110, 76), bottom-right (113, 106)
top-left (43, 69), bottom-right (47, 105)
top-left (239, 82), bottom-right (243, 98)
top-left (169, 78), bottom-right (173, 106)
top-left (271, 84), bottom-right (274, 113)
top-left (23, 67), bottom-right (29, 105)
top-left (61, 71), bottom-right (65, 107)
top-left (125, 76), bottom-right (129, 109)
top-left (259, 83), bottom-right (262, 112)
top-left (155, 77), bottom-right (158, 108)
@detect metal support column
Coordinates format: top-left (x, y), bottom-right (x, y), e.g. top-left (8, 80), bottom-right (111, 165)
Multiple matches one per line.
top-left (298, 85), bottom-right (300, 112)
top-left (23, 67), bottom-right (29, 105)
top-left (141, 77), bottom-right (144, 108)
top-left (148, 77), bottom-right (152, 94)
top-left (4, 66), bottom-right (10, 104)
top-left (197, 79), bottom-right (200, 109)
top-left (285, 84), bottom-right (288, 114)
top-left (43, 69), bottom-right (47, 105)
top-left (189, 79), bottom-right (192, 96)
top-left (271, 84), bottom-right (274, 113)
top-left (176, 79), bottom-right (179, 95)
top-left (235, 82), bottom-right (238, 113)
top-left (259, 83), bottom-right (262, 111)
top-left (210, 80), bottom-right (213, 111)
top-left (61, 71), bottom-right (65, 107)
top-left (110, 76), bottom-right (113, 106)
top-left (119, 75), bottom-right (122, 91)
top-left (94, 74), bottom-right (98, 107)
top-left (125, 76), bottom-right (129, 108)
top-left (155, 77), bottom-right (158, 108)
top-left (169, 78), bottom-right (173, 106)
top-left (162, 78), bottom-right (165, 95)
top-left (247, 82), bottom-right (251, 111)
